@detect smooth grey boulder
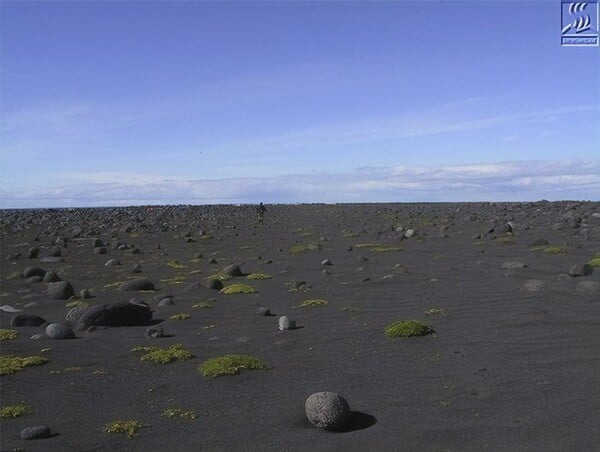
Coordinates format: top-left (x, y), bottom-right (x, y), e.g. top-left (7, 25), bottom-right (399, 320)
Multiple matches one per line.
top-left (222, 263), bottom-right (244, 277)
top-left (120, 278), bottom-right (154, 291)
top-left (42, 271), bottom-right (61, 283)
top-left (47, 281), bottom-right (75, 299)
top-left (20, 425), bottom-right (52, 440)
top-left (305, 392), bottom-right (351, 430)
top-left (46, 322), bottom-right (75, 339)
top-left (321, 259), bottom-right (333, 266)
top-left (80, 288), bottom-right (91, 299)
top-left (75, 300), bottom-right (152, 331)
top-left (157, 297), bottom-right (175, 307)
top-left (278, 316), bottom-right (296, 331)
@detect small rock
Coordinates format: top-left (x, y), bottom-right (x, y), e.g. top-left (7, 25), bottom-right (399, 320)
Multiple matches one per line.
top-left (132, 263), bottom-right (142, 273)
top-left (278, 316), bottom-right (296, 330)
top-left (222, 263), bottom-right (244, 276)
top-left (120, 278), bottom-right (155, 291)
top-left (145, 327), bottom-right (164, 339)
top-left (46, 322), bottom-right (75, 339)
top-left (20, 425), bottom-right (52, 440)
top-left (207, 257), bottom-right (218, 264)
top-left (321, 259), bottom-right (332, 266)
top-left (256, 307), bottom-right (271, 316)
top-left (569, 263), bottom-right (593, 277)
top-left (28, 246), bottom-right (40, 259)
top-left (305, 392), bottom-right (351, 430)
top-left (42, 271), bottom-right (61, 283)
top-left (405, 229), bottom-right (416, 238)
top-left (104, 259), bottom-right (121, 266)
top-left (93, 239), bottom-right (104, 247)
top-left (23, 266), bottom-right (46, 278)
top-left (80, 289), bottom-right (91, 299)
top-left (93, 247), bottom-right (107, 255)
top-left (158, 297), bottom-right (175, 307)
top-left (203, 277), bottom-right (223, 290)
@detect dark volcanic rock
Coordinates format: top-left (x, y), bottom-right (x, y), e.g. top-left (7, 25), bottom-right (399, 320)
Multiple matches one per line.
top-left (11, 313), bottom-right (47, 327)
top-left (47, 281), bottom-right (75, 299)
top-left (305, 392), bottom-right (351, 430)
top-left (93, 246), bottom-right (107, 255)
top-left (20, 425), bottom-right (52, 440)
top-left (66, 306), bottom-right (89, 325)
top-left (120, 278), bottom-right (155, 291)
top-left (42, 271), bottom-right (61, 283)
top-left (256, 307), bottom-right (272, 316)
top-left (222, 263), bottom-right (244, 277)
top-left (28, 246), bottom-right (40, 259)
top-left (145, 327), bottom-right (164, 338)
top-left (203, 278), bottom-right (223, 290)
top-left (569, 263), bottom-right (593, 277)
top-left (23, 266), bottom-right (46, 278)
top-left (104, 259), bottom-right (121, 267)
top-left (75, 300), bottom-right (153, 331)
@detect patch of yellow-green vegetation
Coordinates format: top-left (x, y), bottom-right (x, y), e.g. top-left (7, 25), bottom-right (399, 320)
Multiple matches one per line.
top-left (342, 231), bottom-right (360, 238)
top-left (296, 299), bottom-right (328, 308)
top-left (192, 301), bottom-right (213, 309)
top-left (0, 355), bottom-right (49, 375)
top-left (160, 276), bottom-right (187, 285)
top-left (199, 235), bottom-right (214, 240)
top-left (64, 366), bottom-right (83, 372)
top-left (65, 300), bottom-right (89, 308)
top-left (0, 404), bottom-right (29, 419)
top-left (588, 257), bottom-right (600, 267)
top-left (199, 354), bottom-right (270, 378)
top-left (341, 305), bottom-right (362, 313)
top-left (131, 343), bottom-right (194, 364)
top-left (370, 246), bottom-right (403, 252)
top-left (494, 235), bottom-right (515, 244)
top-left (6, 272), bottom-right (22, 280)
top-left (539, 245), bottom-right (567, 254)
top-left (220, 283), bottom-right (256, 295)
top-left (189, 257), bottom-right (203, 263)
top-left (188, 269), bottom-right (203, 275)
top-left (0, 329), bottom-right (18, 341)
top-left (246, 272), bottom-right (272, 280)
top-left (289, 244), bottom-right (310, 254)
top-left (166, 260), bottom-right (186, 269)
top-left (170, 313), bottom-right (191, 320)
top-left (299, 231), bottom-right (314, 237)
top-left (240, 245), bottom-right (255, 250)
top-left (161, 408), bottom-right (197, 420)
top-left (384, 320), bottom-right (435, 338)
top-left (104, 420), bottom-right (147, 439)
top-left (355, 243), bottom-right (382, 248)
top-left (210, 273), bottom-right (233, 281)
top-left (425, 308), bottom-right (446, 316)
top-left (103, 281), bottom-right (125, 290)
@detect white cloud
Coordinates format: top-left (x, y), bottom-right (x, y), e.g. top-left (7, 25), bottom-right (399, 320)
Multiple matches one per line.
top-left (1, 160), bottom-right (598, 208)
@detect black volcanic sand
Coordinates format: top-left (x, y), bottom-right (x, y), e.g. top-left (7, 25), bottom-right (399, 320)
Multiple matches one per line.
top-left (1, 202), bottom-right (599, 451)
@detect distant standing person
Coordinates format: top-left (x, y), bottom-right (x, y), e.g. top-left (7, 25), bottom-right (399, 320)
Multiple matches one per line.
top-left (257, 202), bottom-right (266, 224)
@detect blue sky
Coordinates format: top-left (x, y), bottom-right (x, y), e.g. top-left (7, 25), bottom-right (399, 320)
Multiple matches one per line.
top-left (1, 0), bottom-right (599, 207)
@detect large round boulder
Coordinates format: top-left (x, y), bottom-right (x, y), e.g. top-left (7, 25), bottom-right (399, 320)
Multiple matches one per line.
top-left (305, 392), bottom-right (351, 430)
top-left (47, 281), bottom-right (75, 299)
top-left (46, 322), bottom-right (75, 339)
top-left (23, 266), bottom-right (46, 278)
top-left (10, 313), bottom-right (47, 327)
top-left (75, 300), bottom-right (152, 331)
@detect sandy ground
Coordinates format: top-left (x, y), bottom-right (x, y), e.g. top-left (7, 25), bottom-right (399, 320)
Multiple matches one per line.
top-left (1, 202), bottom-right (599, 451)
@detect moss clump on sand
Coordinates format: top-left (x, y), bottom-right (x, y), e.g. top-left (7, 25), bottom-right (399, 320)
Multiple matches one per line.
top-left (207, 273), bottom-right (232, 281)
top-left (494, 235), bottom-right (515, 244)
top-left (170, 313), bottom-right (191, 320)
top-left (246, 273), bottom-right (272, 280)
top-left (160, 276), bottom-right (187, 285)
top-left (342, 231), bottom-right (360, 238)
top-left (104, 420), bottom-right (147, 438)
top-left (370, 246), bottom-right (403, 252)
top-left (161, 408), bottom-right (197, 420)
top-left (355, 243), bottom-right (382, 248)
top-left (0, 404), bottom-right (29, 418)
top-left (425, 308), bottom-right (446, 316)
top-left (0, 329), bottom-right (18, 341)
top-left (384, 320), bottom-right (435, 338)
top-left (65, 300), bottom-right (89, 308)
top-left (587, 257), bottom-right (600, 267)
top-left (341, 305), bottom-right (362, 313)
top-left (296, 299), bottom-right (328, 308)
top-left (220, 283), bottom-right (256, 295)
top-left (199, 354), bottom-right (269, 378)
top-left (530, 245), bottom-right (567, 254)
top-left (192, 301), bottom-right (213, 309)
top-left (131, 344), bottom-right (193, 364)
top-left (289, 244), bottom-right (310, 254)
top-left (0, 355), bottom-right (49, 375)
top-left (166, 260), bottom-right (186, 269)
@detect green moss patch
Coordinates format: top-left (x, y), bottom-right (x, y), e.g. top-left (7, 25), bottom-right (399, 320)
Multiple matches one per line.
top-left (370, 246), bottom-right (403, 252)
top-left (104, 420), bottom-right (147, 438)
top-left (192, 301), bottom-right (213, 309)
top-left (0, 404), bottom-right (29, 419)
top-left (131, 344), bottom-right (194, 364)
top-left (170, 313), bottom-right (191, 320)
top-left (160, 276), bottom-right (187, 285)
top-left (355, 243), bottom-right (382, 248)
top-left (531, 245), bottom-right (567, 254)
top-left (246, 273), bottom-right (272, 280)
top-left (296, 299), bottom-right (328, 308)
top-left (342, 231), bottom-right (360, 238)
top-left (220, 283), bottom-right (256, 295)
top-left (199, 354), bottom-right (269, 377)
top-left (65, 300), bottom-right (89, 308)
top-left (207, 273), bottom-right (232, 281)
top-left (384, 320), bottom-right (435, 338)
top-left (587, 257), bottom-right (600, 267)
top-left (166, 260), bottom-right (186, 269)
top-left (0, 355), bottom-right (49, 375)
top-left (0, 329), bottom-right (18, 341)
top-left (289, 244), bottom-right (310, 254)
top-left (161, 408), bottom-right (197, 420)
